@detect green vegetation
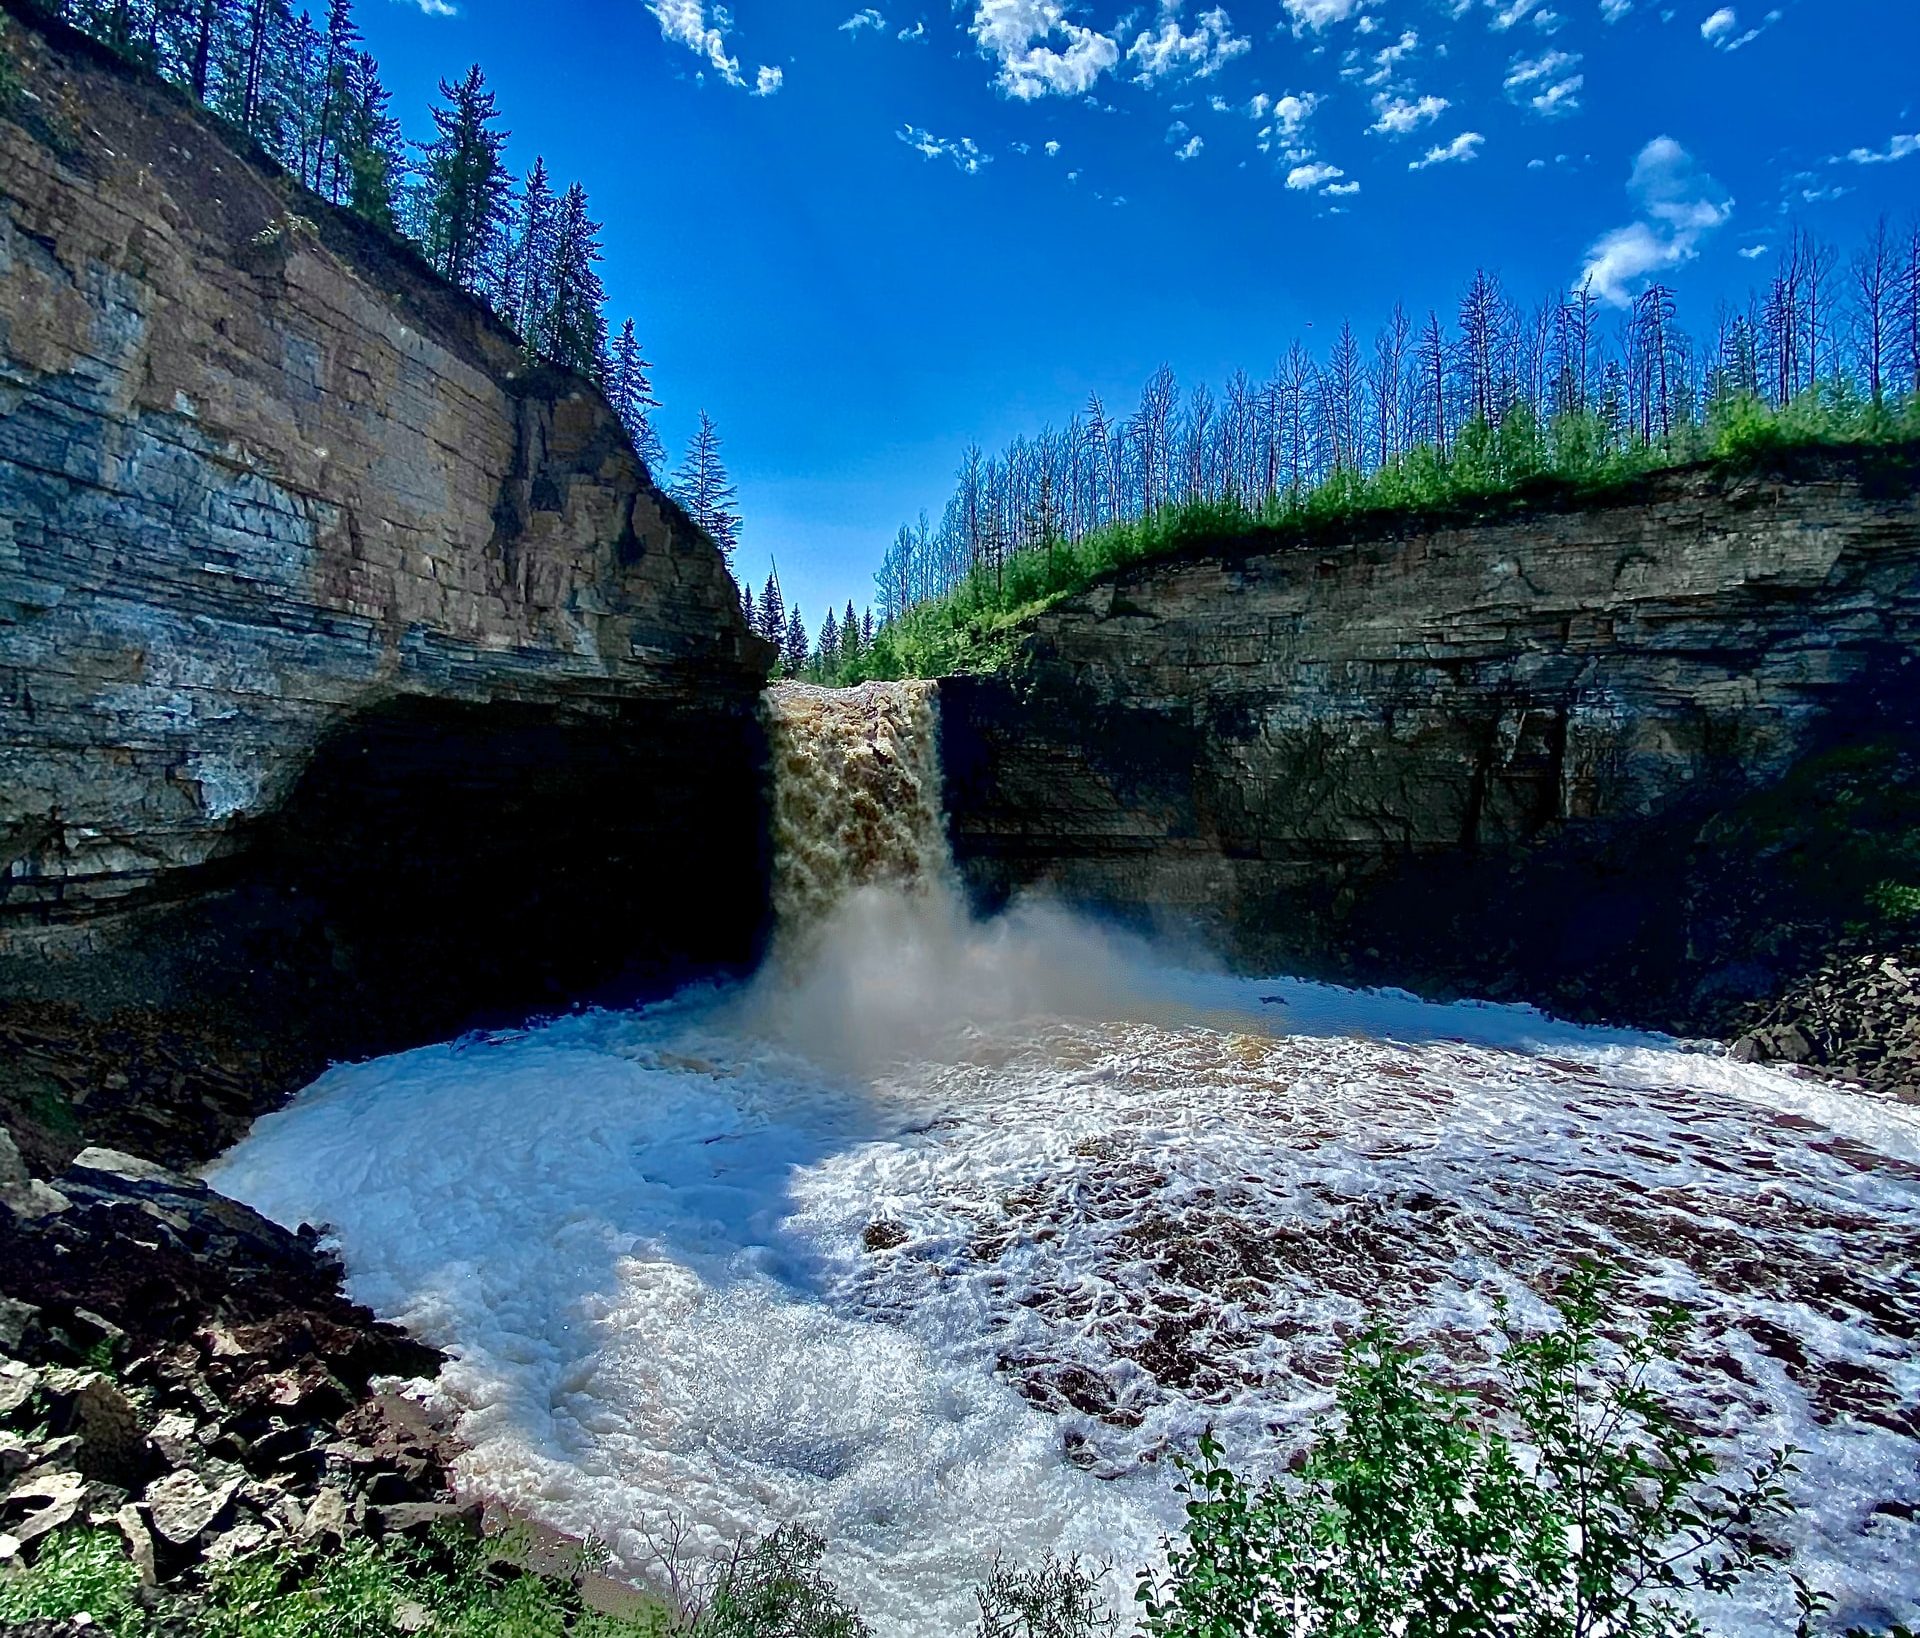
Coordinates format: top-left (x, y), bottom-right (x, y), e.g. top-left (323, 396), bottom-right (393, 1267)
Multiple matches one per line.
top-left (8, 1266), bottom-right (1910, 1636)
top-left (1138, 1264), bottom-right (1805, 1638)
top-left (807, 391), bottom-right (1920, 686)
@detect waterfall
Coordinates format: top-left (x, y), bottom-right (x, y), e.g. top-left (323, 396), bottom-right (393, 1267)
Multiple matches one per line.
top-left (764, 680), bottom-right (953, 938)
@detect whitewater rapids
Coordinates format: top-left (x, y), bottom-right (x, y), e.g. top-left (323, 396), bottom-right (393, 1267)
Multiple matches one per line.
top-left (208, 683), bottom-right (1920, 1635)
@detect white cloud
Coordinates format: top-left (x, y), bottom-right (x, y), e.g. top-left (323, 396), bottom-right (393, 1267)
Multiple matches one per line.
top-left (1840, 133), bottom-right (1920, 165)
top-left (1489, 0), bottom-right (1540, 30)
top-left (899, 19), bottom-right (927, 38)
top-left (1363, 28), bottom-right (1419, 85)
top-left (1175, 134), bottom-right (1206, 158)
top-left (754, 64), bottom-right (784, 94)
top-left (972, 0), bottom-right (1120, 100)
top-left (898, 124), bottom-right (993, 173)
top-left (1325, 178), bottom-right (1362, 194)
top-left (1370, 92), bottom-right (1449, 134)
top-left (1409, 129), bottom-right (1484, 168)
top-left (1533, 7), bottom-right (1564, 29)
top-left (1250, 90), bottom-right (1321, 158)
top-left (646, 0), bottom-right (745, 86)
top-left (839, 7), bottom-right (886, 30)
top-left (1128, 4), bottom-right (1251, 82)
top-left (1738, 243), bottom-right (1767, 258)
top-left (1700, 5), bottom-right (1776, 49)
top-left (1045, 139), bottom-right (1063, 155)
top-left (1527, 156), bottom-right (1546, 168)
top-left (1599, 0), bottom-right (1631, 16)
top-left (396, 0), bottom-right (457, 15)
top-left (1286, 160), bottom-right (1345, 189)
top-left (1281, 0), bottom-right (1373, 34)
top-left (1578, 135), bottom-right (1732, 304)
top-left (1504, 48), bottom-right (1583, 115)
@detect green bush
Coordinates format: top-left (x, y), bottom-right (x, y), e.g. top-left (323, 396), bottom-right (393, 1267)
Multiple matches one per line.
top-left (1136, 1264), bottom-right (1801, 1638)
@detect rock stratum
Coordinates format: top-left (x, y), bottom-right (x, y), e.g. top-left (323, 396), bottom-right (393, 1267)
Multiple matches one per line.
top-left (0, 4), bottom-right (773, 1170)
top-left (944, 449), bottom-right (1920, 1048)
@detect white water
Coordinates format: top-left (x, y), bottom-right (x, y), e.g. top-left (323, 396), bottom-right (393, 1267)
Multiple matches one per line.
top-left (210, 683), bottom-right (1920, 1635)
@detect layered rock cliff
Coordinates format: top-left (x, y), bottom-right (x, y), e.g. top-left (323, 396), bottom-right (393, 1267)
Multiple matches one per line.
top-left (0, 6), bottom-right (773, 1167)
top-left (943, 449), bottom-right (1920, 1035)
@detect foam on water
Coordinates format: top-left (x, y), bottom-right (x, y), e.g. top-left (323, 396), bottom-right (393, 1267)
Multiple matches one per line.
top-left (208, 683), bottom-right (1920, 1634)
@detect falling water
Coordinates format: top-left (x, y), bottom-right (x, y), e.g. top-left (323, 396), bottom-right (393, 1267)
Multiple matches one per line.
top-left (209, 681), bottom-right (1920, 1636)
top-left (763, 680), bottom-right (954, 937)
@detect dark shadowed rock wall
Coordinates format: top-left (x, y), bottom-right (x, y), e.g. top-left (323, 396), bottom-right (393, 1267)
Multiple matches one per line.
top-left (0, 6), bottom-right (773, 1167)
top-left (943, 451), bottom-right (1920, 1034)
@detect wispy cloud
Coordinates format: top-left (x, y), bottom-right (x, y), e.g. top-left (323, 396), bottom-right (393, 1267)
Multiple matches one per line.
top-left (1370, 93), bottom-right (1449, 135)
top-left (1599, 0), bottom-right (1631, 17)
top-left (1361, 28), bottom-right (1419, 86)
top-left (646, 0), bottom-right (744, 85)
top-left (1489, 0), bottom-right (1542, 31)
top-left (1280, 0), bottom-right (1374, 35)
top-left (839, 7), bottom-right (886, 30)
top-left (393, 0), bottom-right (456, 16)
top-left (1128, 4), bottom-right (1251, 83)
top-left (1838, 132), bottom-right (1920, 165)
top-left (1579, 135), bottom-right (1732, 304)
top-left (1409, 130), bottom-right (1484, 168)
top-left (972, 0), bottom-right (1120, 100)
top-left (1249, 89), bottom-right (1320, 160)
top-left (1286, 160), bottom-right (1347, 191)
top-left (754, 64), bottom-right (784, 94)
top-left (1504, 48), bottom-right (1583, 115)
top-left (899, 124), bottom-right (993, 173)
top-left (1700, 5), bottom-right (1775, 48)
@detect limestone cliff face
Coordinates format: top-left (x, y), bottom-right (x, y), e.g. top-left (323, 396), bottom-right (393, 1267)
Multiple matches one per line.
top-left (0, 9), bottom-right (772, 1164)
top-left (943, 451), bottom-right (1920, 1032)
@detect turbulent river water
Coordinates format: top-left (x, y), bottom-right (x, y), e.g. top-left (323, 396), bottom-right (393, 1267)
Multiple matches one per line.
top-left (210, 681), bottom-right (1920, 1635)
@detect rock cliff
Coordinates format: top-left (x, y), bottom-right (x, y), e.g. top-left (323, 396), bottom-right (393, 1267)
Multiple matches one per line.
top-left (943, 449), bottom-right (1920, 1035)
top-left (0, 5), bottom-right (773, 1166)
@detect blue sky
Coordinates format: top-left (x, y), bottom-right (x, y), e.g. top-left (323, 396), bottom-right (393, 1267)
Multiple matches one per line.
top-left (365, 0), bottom-right (1917, 621)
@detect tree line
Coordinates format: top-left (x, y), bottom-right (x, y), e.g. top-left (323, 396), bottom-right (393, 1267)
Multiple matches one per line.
top-left (41, 0), bottom-right (748, 562)
top-left (868, 220), bottom-right (1920, 631)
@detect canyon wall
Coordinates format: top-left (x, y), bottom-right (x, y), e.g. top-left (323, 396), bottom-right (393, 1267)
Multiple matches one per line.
top-left (943, 450), bottom-right (1920, 1032)
top-left (0, 7), bottom-right (773, 1166)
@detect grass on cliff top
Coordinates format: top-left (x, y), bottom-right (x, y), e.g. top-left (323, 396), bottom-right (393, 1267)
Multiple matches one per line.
top-left (818, 390), bottom-right (1920, 687)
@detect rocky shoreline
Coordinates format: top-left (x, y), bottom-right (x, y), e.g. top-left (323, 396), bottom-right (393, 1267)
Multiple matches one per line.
top-left (0, 1134), bottom-right (460, 1610)
top-left (1732, 949), bottom-right (1920, 1099)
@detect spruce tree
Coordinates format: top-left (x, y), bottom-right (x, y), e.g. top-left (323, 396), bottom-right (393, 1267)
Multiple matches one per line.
top-left (498, 159), bottom-right (552, 344)
top-left (818, 608), bottom-right (840, 678)
top-left (542, 183), bottom-right (608, 377)
top-left (840, 600), bottom-right (860, 667)
top-left (672, 411), bottom-right (741, 562)
top-left (783, 605), bottom-right (809, 678)
top-left (416, 64), bottom-right (512, 295)
top-left (606, 320), bottom-right (667, 472)
top-left (756, 572), bottom-right (785, 648)
top-left (342, 52), bottom-right (404, 229)
top-left (313, 0), bottom-right (359, 201)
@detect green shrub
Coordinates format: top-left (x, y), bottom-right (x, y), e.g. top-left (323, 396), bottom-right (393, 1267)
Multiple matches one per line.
top-left (1136, 1264), bottom-right (1801, 1638)
top-left (974, 1553), bottom-right (1116, 1638)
